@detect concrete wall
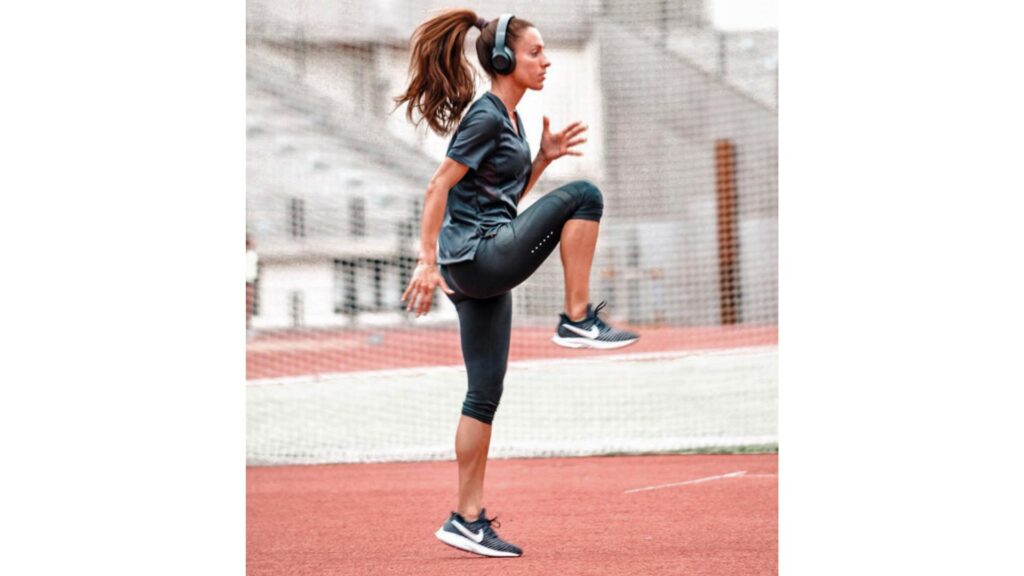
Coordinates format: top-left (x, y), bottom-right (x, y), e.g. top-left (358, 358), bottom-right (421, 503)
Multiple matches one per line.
top-left (247, 0), bottom-right (601, 44)
top-left (666, 28), bottom-right (778, 109)
top-left (595, 20), bottom-right (777, 324)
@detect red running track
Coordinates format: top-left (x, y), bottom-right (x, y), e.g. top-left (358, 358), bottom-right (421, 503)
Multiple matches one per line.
top-left (247, 325), bottom-right (777, 380)
top-left (247, 453), bottom-right (777, 575)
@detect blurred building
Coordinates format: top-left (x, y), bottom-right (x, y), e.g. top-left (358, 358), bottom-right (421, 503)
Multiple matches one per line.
top-left (246, 0), bottom-right (777, 330)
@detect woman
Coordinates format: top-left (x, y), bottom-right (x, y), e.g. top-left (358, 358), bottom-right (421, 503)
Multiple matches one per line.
top-left (397, 10), bottom-right (639, 558)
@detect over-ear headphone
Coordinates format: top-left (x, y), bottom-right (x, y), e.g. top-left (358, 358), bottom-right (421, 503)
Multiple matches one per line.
top-left (490, 14), bottom-right (516, 75)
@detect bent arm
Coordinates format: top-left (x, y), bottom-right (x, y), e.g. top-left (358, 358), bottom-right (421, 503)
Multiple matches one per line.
top-left (417, 157), bottom-right (470, 264)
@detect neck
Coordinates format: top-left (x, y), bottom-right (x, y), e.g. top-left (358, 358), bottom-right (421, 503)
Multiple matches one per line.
top-left (489, 80), bottom-right (525, 117)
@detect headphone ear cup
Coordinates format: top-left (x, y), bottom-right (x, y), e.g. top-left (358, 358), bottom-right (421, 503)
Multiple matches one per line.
top-left (491, 13), bottom-right (517, 76)
top-left (491, 47), bottom-right (515, 75)
top-left (503, 48), bottom-right (516, 74)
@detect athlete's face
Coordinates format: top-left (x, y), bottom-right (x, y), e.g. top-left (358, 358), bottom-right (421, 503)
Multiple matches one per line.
top-left (512, 27), bottom-right (550, 91)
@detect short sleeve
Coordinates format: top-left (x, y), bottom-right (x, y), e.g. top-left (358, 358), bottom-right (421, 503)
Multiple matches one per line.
top-left (446, 108), bottom-right (501, 171)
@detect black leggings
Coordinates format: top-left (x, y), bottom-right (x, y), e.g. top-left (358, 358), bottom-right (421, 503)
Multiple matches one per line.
top-left (440, 180), bottom-right (604, 424)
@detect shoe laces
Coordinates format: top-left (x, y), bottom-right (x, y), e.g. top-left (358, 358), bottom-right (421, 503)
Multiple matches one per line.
top-left (457, 509), bottom-right (502, 531)
top-left (480, 513), bottom-right (501, 531)
top-left (590, 301), bottom-right (609, 331)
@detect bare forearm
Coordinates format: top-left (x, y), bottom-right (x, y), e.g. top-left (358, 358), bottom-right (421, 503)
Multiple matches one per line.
top-left (417, 184), bottom-right (447, 265)
top-left (521, 153), bottom-right (552, 201)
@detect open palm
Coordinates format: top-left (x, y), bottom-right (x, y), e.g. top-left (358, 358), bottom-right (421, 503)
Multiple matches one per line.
top-left (540, 116), bottom-right (588, 162)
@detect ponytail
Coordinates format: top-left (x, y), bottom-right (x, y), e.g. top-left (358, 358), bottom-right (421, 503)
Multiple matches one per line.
top-left (394, 9), bottom-right (480, 136)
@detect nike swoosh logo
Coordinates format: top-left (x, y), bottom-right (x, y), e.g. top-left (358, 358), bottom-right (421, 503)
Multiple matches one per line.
top-left (451, 519), bottom-right (484, 543)
top-left (562, 323), bottom-right (600, 339)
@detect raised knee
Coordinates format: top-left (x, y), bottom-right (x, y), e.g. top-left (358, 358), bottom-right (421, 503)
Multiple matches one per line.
top-left (570, 180), bottom-right (603, 221)
top-left (573, 180), bottom-right (603, 203)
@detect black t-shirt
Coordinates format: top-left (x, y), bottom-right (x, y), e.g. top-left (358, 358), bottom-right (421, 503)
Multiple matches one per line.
top-left (437, 92), bottom-right (532, 265)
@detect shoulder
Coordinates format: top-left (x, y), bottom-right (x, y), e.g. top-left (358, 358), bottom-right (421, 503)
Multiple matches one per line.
top-left (457, 97), bottom-right (502, 131)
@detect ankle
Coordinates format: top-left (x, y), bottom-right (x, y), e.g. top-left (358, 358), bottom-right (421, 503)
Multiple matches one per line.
top-left (458, 510), bottom-right (480, 522)
top-left (565, 305), bottom-right (589, 322)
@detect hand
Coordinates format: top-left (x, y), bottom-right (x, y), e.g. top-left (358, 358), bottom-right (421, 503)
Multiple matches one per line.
top-left (539, 116), bottom-right (587, 162)
top-left (401, 261), bottom-right (455, 317)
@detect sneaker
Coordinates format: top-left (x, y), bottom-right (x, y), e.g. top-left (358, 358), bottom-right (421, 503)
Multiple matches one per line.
top-left (434, 509), bottom-right (522, 558)
top-left (552, 301), bottom-right (639, 349)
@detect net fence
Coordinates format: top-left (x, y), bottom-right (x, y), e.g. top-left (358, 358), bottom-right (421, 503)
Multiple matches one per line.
top-left (246, 0), bottom-right (777, 465)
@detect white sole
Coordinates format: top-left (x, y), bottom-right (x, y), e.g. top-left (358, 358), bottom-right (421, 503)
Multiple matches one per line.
top-left (551, 335), bottom-right (639, 349)
top-left (434, 527), bottom-right (521, 557)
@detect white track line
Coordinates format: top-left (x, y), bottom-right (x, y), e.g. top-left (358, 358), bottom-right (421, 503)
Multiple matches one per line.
top-left (248, 344), bottom-right (778, 386)
top-left (624, 471), bottom-right (748, 494)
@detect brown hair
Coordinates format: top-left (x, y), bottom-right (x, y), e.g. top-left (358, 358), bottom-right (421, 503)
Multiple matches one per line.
top-left (393, 9), bottom-right (535, 136)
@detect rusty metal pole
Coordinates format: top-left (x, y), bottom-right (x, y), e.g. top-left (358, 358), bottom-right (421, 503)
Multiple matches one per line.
top-left (715, 139), bottom-right (740, 325)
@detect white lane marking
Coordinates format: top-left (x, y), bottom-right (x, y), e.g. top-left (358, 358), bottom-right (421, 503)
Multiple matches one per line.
top-left (248, 345), bottom-right (778, 386)
top-left (624, 470), bottom-right (748, 494)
